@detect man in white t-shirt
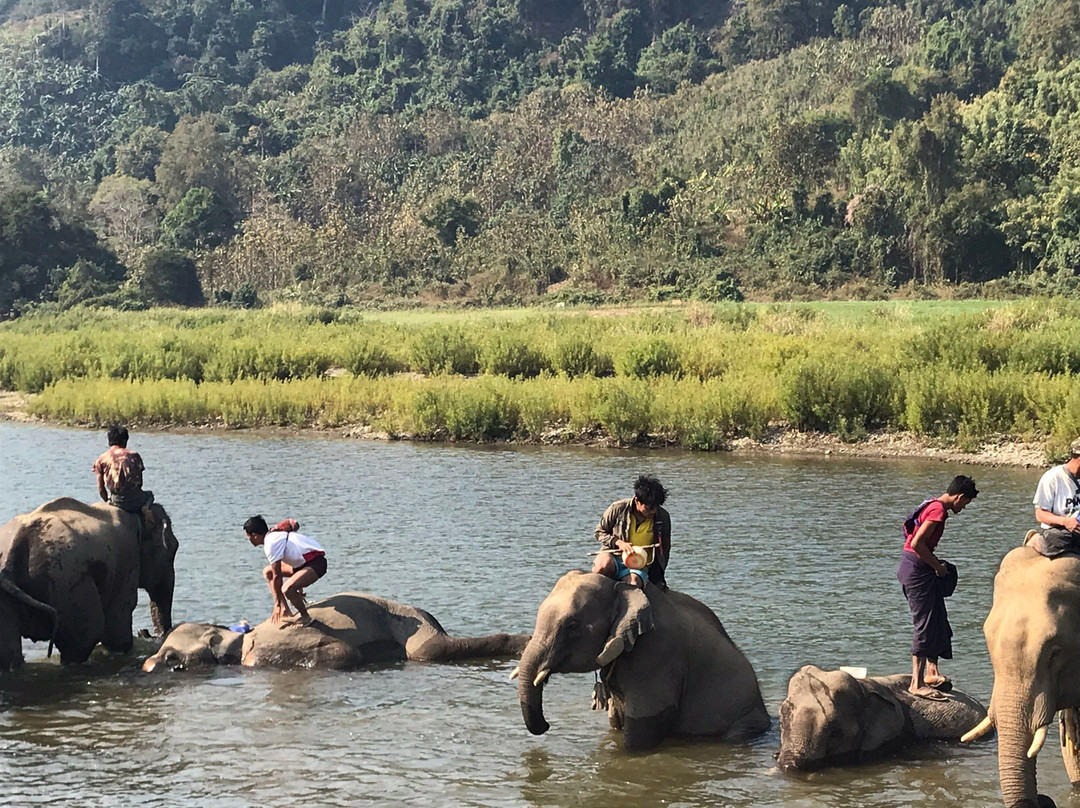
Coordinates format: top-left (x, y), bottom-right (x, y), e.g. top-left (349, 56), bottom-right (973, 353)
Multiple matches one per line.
top-left (1032, 437), bottom-right (1080, 557)
top-left (243, 515), bottom-right (328, 627)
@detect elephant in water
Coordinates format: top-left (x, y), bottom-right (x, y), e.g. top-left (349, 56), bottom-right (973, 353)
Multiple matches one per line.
top-left (0, 497), bottom-right (178, 671)
top-left (515, 571), bottom-right (770, 751)
top-left (777, 665), bottom-right (988, 771)
top-left (962, 545), bottom-right (1080, 808)
top-left (142, 592), bottom-right (531, 671)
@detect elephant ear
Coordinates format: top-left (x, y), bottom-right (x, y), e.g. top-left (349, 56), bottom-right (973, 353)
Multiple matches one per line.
top-left (596, 582), bottom-right (654, 667)
top-left (859, 689), bottom-right (907, 753)
top-left (204, 628), bottom-right (241, 664)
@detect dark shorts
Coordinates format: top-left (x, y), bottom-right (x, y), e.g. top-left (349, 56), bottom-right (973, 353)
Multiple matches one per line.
top-left (297, 554), bottom-right (327, 580)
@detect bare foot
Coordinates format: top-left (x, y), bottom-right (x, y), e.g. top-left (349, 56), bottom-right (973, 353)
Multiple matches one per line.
top-left (909, 686), bottom-right (947, 700)
top-left (925, 675), bottom-right (952, 691)
top-left (283, 615), bottom-right (314, 629)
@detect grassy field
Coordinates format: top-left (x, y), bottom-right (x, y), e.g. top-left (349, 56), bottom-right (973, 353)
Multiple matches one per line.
top-left (2, 299), bottom-right (1077, 456)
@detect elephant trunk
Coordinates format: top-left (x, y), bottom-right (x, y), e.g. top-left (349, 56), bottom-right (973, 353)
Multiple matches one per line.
top-left (517, 637), bottom-right (552, 736)
top-left (995, 685), bottom-right (1054, 808)
top-left (148, 567), bottom-right (174, 638)
top-left (412, 632), bottom-right (531, 662)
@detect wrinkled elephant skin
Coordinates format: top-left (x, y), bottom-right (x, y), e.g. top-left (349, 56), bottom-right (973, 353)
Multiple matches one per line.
top-left (0, 497), bottom-right (178, 670)
top-left (142, 592), bottom-right (530, 672)
top-left (517, 571), bottom-right (770, 751)
top-left (977, 546), bottom-right (1080, 808)
top-left (778, 665), bottom-right (988, 771)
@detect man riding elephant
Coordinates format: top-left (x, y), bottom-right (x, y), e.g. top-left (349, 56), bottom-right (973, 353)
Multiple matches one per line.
top-left (93, 425), bottom-right (155, 538)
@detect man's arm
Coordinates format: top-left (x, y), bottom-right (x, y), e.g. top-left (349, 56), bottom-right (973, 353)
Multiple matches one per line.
top-left (266, 560), bottom-right (291, 621)
top-left (1035, 507), bottom-right (1080, 533)
top-left (94, 466), bottom-right (108, 502)
top-left (909, 520), bottom-right (948, 576)
top-left (595, 501), bottom-right (627, 552)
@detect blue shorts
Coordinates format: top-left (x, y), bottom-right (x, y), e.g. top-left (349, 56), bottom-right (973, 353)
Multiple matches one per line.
top-left (612, 556), bottom-right (647, 585)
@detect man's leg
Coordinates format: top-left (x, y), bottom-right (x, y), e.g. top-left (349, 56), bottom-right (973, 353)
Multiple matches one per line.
top-left (282, 567), bottom-right (319, 625)
top-left (592, 553), bottom-right (616, 577)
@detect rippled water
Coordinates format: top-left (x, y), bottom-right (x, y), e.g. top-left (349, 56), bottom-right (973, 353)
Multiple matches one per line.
top-left (0, 422), bottom-right (1071, 807)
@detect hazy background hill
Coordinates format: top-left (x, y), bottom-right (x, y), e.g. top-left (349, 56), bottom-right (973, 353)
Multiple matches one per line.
top-left (0, 0), bottom-right (1077, 316)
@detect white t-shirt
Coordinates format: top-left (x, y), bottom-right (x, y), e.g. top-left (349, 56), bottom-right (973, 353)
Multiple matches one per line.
top-left (263, 531), bottom-right (326, 567)
top-left (1033, 465), bottom-right (1080, 528)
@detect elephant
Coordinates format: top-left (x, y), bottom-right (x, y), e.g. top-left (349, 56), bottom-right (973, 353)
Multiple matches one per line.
top-left (962, 545), bottom-right (1080, 808)
top-left (0, 497), bottom-right (178, 671)
top-left (515, 571), bottom-right (770, 751)
top-left (141, 592), bottom-right (531, 672)
top-left (777, 665), bottom-right (988, 771)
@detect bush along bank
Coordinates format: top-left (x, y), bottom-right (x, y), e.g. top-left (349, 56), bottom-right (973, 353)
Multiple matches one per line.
top-left (7, 300), bottom-right (1080, 459)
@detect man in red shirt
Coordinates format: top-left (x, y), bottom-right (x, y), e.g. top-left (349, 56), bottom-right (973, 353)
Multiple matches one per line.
top-left (897, 475), bottom-right (978, 699)
top-left (93, 424), bottom-right (153, 515)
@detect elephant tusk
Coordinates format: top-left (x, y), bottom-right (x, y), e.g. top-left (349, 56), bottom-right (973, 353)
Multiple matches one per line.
top-left (1028, 725), bottom-right (1049, 759)
top-left (533, 669), bottom-right (550, 687)
top-left (509, 666), bottom-right (520, 680)
top-left (960, 716), bottom-right (994, 743)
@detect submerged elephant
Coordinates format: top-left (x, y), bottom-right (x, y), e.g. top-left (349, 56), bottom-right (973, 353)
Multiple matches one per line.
top-left (963, 545), bottom-right (1080, 808)
top-left (515, 571), bottom-right (770, 750)
top-left (0, 497), bottom-right (178, 671)
top-left (142, 592), bottom-right (531, 671)
top-left (777, 665), bottom-right (988, 771)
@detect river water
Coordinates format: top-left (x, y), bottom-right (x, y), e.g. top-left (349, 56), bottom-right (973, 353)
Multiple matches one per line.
top-left (0, 422), bottom-right (1071, 807)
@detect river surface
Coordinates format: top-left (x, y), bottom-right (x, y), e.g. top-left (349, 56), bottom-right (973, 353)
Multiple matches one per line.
top-left (0, 421), bottom-right (1073, 807)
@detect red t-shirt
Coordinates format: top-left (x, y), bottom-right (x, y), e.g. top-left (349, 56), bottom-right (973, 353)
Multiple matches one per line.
top-left (903, 499), bottom-right (948, 554)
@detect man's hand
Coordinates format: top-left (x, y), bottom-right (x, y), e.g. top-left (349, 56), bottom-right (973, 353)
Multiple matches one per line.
top-left (615, 540), bottom-right (634, 555)
top-left (1066, 515), bottom-right (1080, 533)
top-left (934, 560), bottom-right (949, 577)
top-left (271, 603), bottom-right (294, 624)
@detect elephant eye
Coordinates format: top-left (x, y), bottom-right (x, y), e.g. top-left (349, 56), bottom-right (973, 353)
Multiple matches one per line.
top-left (564, 617), bottom-right (581, 635)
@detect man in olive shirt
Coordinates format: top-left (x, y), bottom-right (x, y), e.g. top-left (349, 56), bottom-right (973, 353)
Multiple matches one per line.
top-left (592, 475), bottom-right (671, 589)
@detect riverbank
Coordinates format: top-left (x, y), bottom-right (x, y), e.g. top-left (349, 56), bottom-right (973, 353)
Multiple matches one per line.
top-left (1, 300), bottom-right (1076, 466)
top-left (0, 390), bottom-right (1047, 468)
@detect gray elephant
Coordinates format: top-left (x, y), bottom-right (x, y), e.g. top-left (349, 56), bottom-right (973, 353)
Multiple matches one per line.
top-left (142, 592), bottom-right (531, 671)
top-left (961, 545), bottom-right (1080, 808)
top-left (0, 497), bottom-right (178, 670)
top-left (777, 665), bottom-right (988, 771)
top-left (515, 571), bottom-right (770, 751)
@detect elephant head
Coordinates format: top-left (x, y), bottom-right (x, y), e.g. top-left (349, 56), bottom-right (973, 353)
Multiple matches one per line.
top-left (965, 547), bottom-right (1080, 808)
top-left (138, 504), bottom-right (179, 638)
top-left (142, 623), bottom-right (244, 672)
top-left (779, 666), bottom-right (987, 771)
top-left (516, 571), bottom-right (652, 737)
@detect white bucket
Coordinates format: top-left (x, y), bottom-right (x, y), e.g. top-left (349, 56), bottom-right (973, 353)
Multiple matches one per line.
top-left (839, 665), bottom-right (868, 679)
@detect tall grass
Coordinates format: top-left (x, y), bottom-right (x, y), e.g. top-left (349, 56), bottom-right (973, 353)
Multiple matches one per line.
top-left (7, 300), bottom-right (1080, 452)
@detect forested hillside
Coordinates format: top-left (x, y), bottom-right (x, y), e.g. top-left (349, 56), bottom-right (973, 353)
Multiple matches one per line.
top-left (0, 0), bottom-right (1077, 316)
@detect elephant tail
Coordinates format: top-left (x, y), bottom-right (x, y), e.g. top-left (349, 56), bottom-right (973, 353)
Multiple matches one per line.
top-left (0, 570), bottom-right (58, 657)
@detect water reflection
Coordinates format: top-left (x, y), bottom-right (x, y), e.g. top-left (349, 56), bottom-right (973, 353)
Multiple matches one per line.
top-left (0, 422), bottom-right (1073, 806)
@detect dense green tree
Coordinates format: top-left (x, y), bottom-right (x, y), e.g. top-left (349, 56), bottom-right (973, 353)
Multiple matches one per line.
top-left (161, 186), bottom-right (234, 251)
top-left (133, 246), bottom-right (205, 306)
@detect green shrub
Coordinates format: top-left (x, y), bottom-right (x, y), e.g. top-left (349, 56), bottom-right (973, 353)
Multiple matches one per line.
top-left (550, 336), bottom-right (613, 377)
top-left (592, 380), bottom-right (652, 443)
top-left (345, 337), bottom-right (400, 376)
top-left (780, 356), bottom-right (898, 433)
top-left (479, 332), bottom-right (547, 378)
top-left (617, 338), bottom-right (682, 378)
top-left (409, 327), bottom-right (480, 375)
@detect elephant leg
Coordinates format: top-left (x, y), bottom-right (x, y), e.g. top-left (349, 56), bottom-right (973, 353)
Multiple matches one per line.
top-left (55, 579), bottom-right (104, 665)
top-left (622, 707), bottom-right (677, 751)
top-left (101, 601), bottom-right (134, 654)
top-left (0, 598), bottom-right (23, 671)
top-left (1061, 709), bottom-right (1080, 786)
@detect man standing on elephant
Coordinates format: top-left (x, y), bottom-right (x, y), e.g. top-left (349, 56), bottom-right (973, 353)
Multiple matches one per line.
top-left (93, 424), bottom-right (154, 521)
top-left (243, 515), bottom-right (327, 627)
top-left (897, 475), bottom-right (978, 700)
top-left (592, 475), bottom-right (670, 589)
top-left (1031, 436), bottom-right (1080, 557)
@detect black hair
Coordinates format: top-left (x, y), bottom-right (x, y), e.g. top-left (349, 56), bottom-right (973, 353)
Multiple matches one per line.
top-left (107, 424), bottom-right (129, 448)
top-left (947, 475), bottom-right (979, 499)
top-left (634, 475), bottom-right (667, 509)
top-left (243, 515), bottom-right (269, 535)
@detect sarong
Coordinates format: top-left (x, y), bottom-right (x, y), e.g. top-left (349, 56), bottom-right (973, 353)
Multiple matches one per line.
top-left (897, 552), bottom-right (956, 660)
